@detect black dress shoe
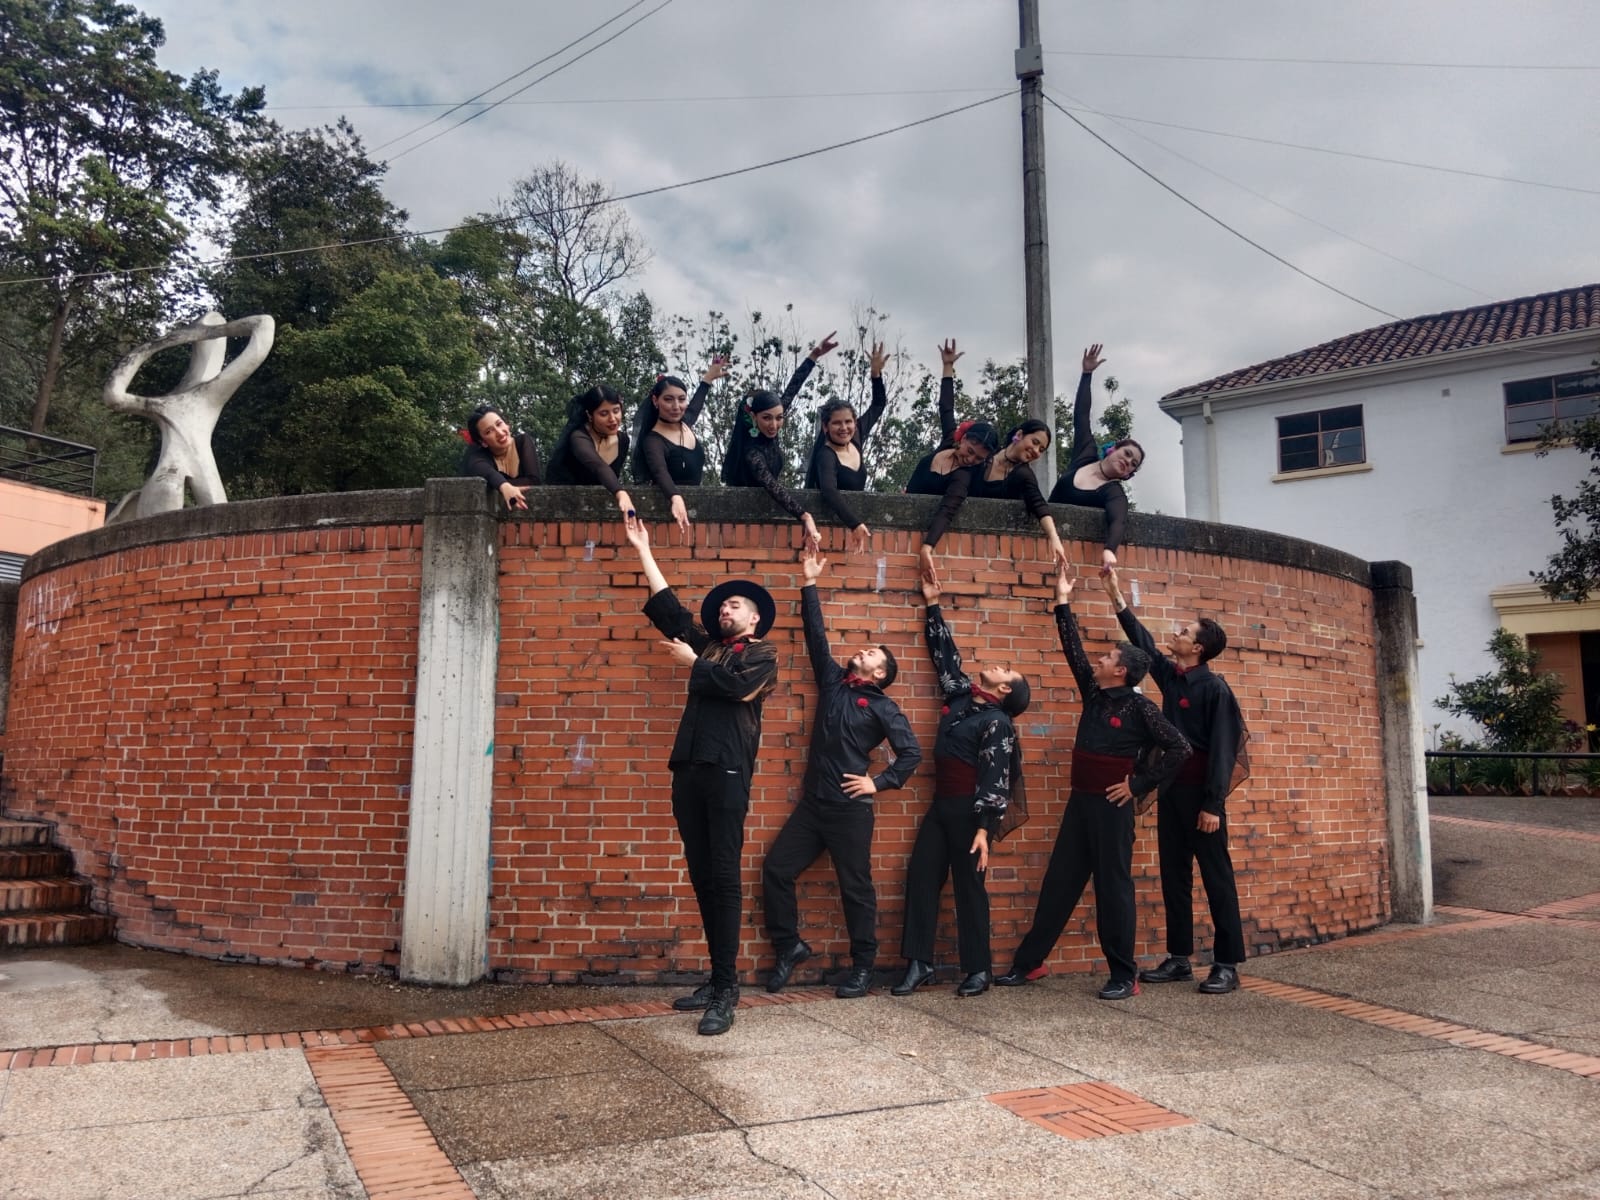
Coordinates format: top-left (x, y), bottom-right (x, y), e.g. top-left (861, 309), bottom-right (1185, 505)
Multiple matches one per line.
top-left (995, 965), bottom-right (1047, 987)
top-left (835, 966), bottom-right (872, 999)
top-left (1138, 956), bottom-right (1194, 984)
top-left (1197, 964), bottom-right (1239, 994)
top-left (672, 982), bottom-right (714, 1011)
top-left (697, 986), bottom-right (739, 1035)
top-left (956, 970), bottom-right (992, 997)
top-left (1097, 978), bottom-right (1140, 1000)
top-left (890, 960), bottom-right (935, 996)
top-left (766, 939), bottom-right (813, 993)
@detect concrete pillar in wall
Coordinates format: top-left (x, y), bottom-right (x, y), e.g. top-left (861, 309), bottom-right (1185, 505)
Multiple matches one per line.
top-left (401, 478), bottom-right (499, 984)
top-left (1371, 560), bottom-right (1432, 924)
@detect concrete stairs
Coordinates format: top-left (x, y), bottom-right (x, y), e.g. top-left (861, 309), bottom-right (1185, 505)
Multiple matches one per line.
top-left (0, 816), bottom-right (113, 948)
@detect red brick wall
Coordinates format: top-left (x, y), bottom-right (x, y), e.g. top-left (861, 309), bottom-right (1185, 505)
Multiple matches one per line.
top-left (5, 511), bottom-right (1388, 980)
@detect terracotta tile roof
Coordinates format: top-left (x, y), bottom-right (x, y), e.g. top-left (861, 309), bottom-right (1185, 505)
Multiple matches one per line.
top-left (1163, 283), bottom-right (1600, 402)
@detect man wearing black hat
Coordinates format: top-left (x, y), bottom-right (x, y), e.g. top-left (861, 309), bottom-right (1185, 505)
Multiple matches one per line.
top-left (761, 548), bottom-right (922, 999)
top-left (996, 565), bottom-right (1190, 1000)
top-left (1103, 568), bottom-right (1251, 995)
top-left (625, 522), bottom-right (780, 1036)
top-left (892, 573), bottom-right (1031, 999)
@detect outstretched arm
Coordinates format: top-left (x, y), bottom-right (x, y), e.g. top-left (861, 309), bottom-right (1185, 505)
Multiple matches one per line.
top-left (936, 339), bottom-right (962, 445)
top-left (1052, 567), bottom-right (1098, 699)
top-left (625, 521), bottom-right (670, 597)
top-left (1106, 568), bottom-right (1174, 690)
top-left (1069, 343), bottom-right (1106, 470)
top-left (799, 548), bottom-right (842, 686)
top-left (920, 577), bottom-right (971, 698)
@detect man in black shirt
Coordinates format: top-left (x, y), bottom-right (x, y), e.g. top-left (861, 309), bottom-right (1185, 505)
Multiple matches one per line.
top-left (761, 549), bottom-right (922, 998)
top-left (1104, 569), bottom-right (1250, 994)
top-left (626, 523), bottom-right (780, 1036)
top-left (996, 566), bottom-right (1189, 1000)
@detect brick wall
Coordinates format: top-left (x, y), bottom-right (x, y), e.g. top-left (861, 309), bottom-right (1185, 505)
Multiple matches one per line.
top-left (4, 490), bottom-right (1390, 981)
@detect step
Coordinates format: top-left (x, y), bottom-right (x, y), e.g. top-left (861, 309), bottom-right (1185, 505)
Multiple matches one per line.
top-left (0, 877), bottom-right (90, 914)
top-left (0, 847), bottom-right (72, 879)
top-left (0, 911), bottom-right (114, 948)
top-left (0, 817), bottom-right (53, 848)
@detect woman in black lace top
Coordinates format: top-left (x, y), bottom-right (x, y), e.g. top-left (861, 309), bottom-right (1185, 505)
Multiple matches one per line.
top-left (462, 405), bottom-right (540, 511)
top-left (631, 358), bottom-right (726, 537)
top-left (1047, 345), bottom-right (1144, 571)
top-left (802, 341), bottom-right (890, 552)
top-left (545, 385), bottom-right (637, 526)
top-left (720, 389), bottom-right (821, 551)
top-left (903, 340), bottom-right (999, 495)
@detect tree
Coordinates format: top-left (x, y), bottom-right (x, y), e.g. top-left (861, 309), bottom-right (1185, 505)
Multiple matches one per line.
top-left (1536, 372), bottom-right (1600, 603)
top-left (1436, 629), bottom-right (1576, 752)
top-left (503, 161), bottom-right (649, 306)
top-left (0, 0), bottom-right (264, 432)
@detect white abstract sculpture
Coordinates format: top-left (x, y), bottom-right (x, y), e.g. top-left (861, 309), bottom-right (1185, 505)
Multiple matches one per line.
top-left (104, 310), bottom-right (275, 522)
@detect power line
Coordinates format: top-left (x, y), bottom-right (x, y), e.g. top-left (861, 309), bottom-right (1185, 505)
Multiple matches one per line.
top-left (271, 87), bottom-right (1004, 113)
top-left (371, 0), bottom-right (652, 153)
top-left (1042, 93), bottom-right (1401, 321)
top-left (1050, 100), bottom-right (1600, 196)
top-left (1044, 87), bottom-right (1495, 301)
top-left (1045, 50), bottom-right (1600, 70)
top-left (0, 92), bottom-right (1011, 290)
top-left (387, 0), bottom-right (676, 162)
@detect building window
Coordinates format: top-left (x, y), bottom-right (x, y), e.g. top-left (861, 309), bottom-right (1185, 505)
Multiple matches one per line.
top-left (1276, 405), bottom-right (1364, 474)
top-left (1504, 370), bottom-right (1600, 443)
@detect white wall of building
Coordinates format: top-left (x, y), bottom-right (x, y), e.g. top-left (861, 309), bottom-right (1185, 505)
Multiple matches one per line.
top-left (1169, 337), bottom-right (1600, 734)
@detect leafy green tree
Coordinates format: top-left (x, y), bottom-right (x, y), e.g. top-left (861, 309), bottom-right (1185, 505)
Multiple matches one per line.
top-left (0, 0), bottom-right (264, 432)
top-left (1436, 629), bottom-right (1577, 752)
top-left (1536, 375), bottom-right (1600, 603)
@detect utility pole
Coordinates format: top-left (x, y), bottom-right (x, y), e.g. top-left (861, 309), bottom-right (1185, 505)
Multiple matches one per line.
top-left (1016, 0), bottom-right (1055, 492)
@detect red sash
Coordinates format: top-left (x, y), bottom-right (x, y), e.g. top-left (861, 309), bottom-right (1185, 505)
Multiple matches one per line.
top-left (1071, 749), bottom-right (1135, 793)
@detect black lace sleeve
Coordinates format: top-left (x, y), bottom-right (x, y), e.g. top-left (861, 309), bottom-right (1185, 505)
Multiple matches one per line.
top-left (781, 357), bottom-right (816, 405)
top-left (1129, 698), bottom-right (1191, 799)
top-left (923, 465), bottom-right (975, 548)
top-left (745, 447), bottom-right (808, 521)
top-left (640, 432), bottom-right (679, 499)
top-left (462, 443), bottom-right (509, 489)
top-left (858, 376), bottom-right (888, 450)
top-left (1054, 602), bottom-right (1098, 699)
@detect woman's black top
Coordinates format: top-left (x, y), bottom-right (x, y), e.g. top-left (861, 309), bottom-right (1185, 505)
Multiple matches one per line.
top-left (462, 432), bottom-right (541, 490)
top-left (732, 439), bottom-right (808, 521)
top-left (804, 376), bottom-right (887, 530)
top-left (904, 376), bottom-right (960, 495)
top-left (546, 426), bottom-right (630, 494)
top-left (924, 459), bottom-right (1050, 548)
top-left (1046, 370), bottom-right (1129, 553)
top-left (634, 380), bottom-right (711, 496)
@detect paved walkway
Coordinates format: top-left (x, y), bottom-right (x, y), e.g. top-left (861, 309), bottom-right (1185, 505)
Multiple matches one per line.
top-left (2, 799), bottom-right (1598, 1199)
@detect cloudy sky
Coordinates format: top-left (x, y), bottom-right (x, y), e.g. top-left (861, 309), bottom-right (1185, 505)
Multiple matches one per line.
top-left (143, 0), bottom-right (1599, 515)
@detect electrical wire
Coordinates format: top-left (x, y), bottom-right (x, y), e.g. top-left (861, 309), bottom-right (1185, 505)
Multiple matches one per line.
top-left (1048, 100), bottom-right (1600, 197)
top-left (271, 87), bottom-right (1004, 112)
top-left (1044, 87), bottom-right (1495, 301)
top-left (1044, 50), bottom-right (1600, 70)
top-left (1042, 93), bottom-right (1402, 320)
top-left (371, 0), bottom-right (652, 153)
top-left (387, 0), bottom-right (676, 162)
top-left (0, 92), bottom-right (1011, 290)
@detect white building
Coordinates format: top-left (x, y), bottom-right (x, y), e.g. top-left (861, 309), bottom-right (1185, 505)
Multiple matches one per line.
top-left (1161, 284), bottom-right (1600, 734)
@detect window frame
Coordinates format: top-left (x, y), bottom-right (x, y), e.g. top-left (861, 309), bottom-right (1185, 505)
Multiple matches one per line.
top-left (1503, 370), bottom-right (1600, 445)
top-left (1275, 404), bottom-right (1366, 475)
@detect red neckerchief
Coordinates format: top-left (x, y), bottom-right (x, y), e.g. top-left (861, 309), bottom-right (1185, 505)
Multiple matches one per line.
top-left (845, 674), bottom-right (874, 688)
top-left (970, 685), bottom-right (1002, 707)
top-left (722, 636), bottom-right (749, 652)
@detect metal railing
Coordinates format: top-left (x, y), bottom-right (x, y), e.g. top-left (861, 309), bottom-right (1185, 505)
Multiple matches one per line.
top-left (0, 425), bottom-right (98, 496)
top-left (1425, 749), bottom-right (1600, 795)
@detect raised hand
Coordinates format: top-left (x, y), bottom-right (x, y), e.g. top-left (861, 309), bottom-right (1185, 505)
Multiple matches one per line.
top-left (1055, 562), bottom-right (1076, 606)
top-left (869, 341), bottom-right (889, 377)
top-left (809, 331), bottom-right (840, 361)
top-left (702, 354), bottom-right (730, 384)
top-left (939, 338), bottom-right (963, 374)
top-left (801, 546), bottom-right (827, 584)
top-left (1082, 343), bottom-right (1106, 373)
top-left (624, 519), bottom-right (651, 552)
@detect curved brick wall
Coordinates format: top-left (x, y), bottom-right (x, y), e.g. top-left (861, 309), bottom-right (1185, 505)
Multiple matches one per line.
top-left (4, 486), bottom-right (1388, 981)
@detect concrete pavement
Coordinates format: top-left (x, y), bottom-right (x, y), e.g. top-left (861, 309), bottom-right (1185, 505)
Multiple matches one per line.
top-left (3, 796), bottom-right (1598, 1199)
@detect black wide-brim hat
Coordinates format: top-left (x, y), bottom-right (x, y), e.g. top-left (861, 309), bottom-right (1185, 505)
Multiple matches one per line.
top-left (702, 579), bottom-right (777, 639)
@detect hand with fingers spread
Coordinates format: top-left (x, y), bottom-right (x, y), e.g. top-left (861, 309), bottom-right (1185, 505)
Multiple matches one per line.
top-left (1082, 343), bottom-right (1106, 373)
top-left (1055, 562), bottom-right (1076, 606)
top-left (702, 354), bottom-right (730, 384)
top-left (869, 340), bottom-right (889, 378)
top-left (800, 545), bottom-right (827, 585)
top-left (841, 772), bottom-right (878, 799)
top-left (939, 338), bottom-right (964, 376)
top-left (500, 482), bottom-right (529, 511)
top-left (808, 331), bottom-right (840, 361)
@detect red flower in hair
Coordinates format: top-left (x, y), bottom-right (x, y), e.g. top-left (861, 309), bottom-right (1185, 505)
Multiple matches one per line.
top-left (459, 429), bottom-right (473, 444)
top-left (1109, 716), bottom-right (1122, 728)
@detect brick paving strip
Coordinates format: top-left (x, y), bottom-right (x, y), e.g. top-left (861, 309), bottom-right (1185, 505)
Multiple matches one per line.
top-left (1430, 813), bottom-right (1600, 845)
top-left (304, 1044), bottom-right (476, 1200)
top-left (1238, 976), bottom-right (1600, 1080)
top-left (987, 1082), bottom-right (1194, 1140)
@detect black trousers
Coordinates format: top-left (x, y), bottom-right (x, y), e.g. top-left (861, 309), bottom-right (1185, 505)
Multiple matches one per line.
top-left (1158, 784), bottom-right (1246, 964)
top-left (900, 792), bottom-right (990, 974)
top-left (761, 795), bottom-right (878, 967)
top-left (671, 764), bottom-right (750, 990)
top-left (1010, 789), bottom-right (1137, 983)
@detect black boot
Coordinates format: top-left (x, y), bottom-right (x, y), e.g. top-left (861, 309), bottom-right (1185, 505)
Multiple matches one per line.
top-left (697, 986), bottom-right (740, 1035)
top-left (956, 970), bottom-right (992, 997)
top-left (671, 981), bottom-right (714, 1011)
top-left (890, 959), bottom-right (935, 996)
top-left (766, 939), bottom-right (812, 994)
top-left (835, 965), bottom-right (872, 999)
